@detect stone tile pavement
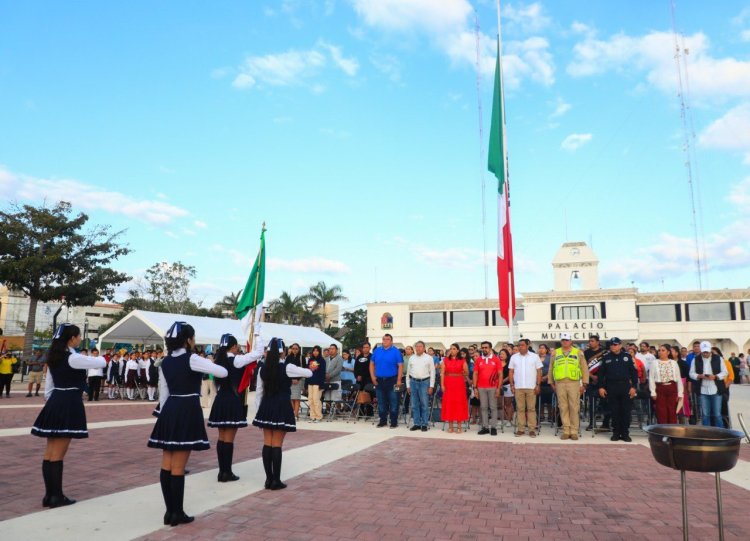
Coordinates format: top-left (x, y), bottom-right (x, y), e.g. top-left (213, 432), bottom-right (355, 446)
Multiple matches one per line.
top-left (136, 437), bottom-right (749, 541)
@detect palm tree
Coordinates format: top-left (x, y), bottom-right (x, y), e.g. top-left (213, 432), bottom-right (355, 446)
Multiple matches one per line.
top-left (307, 281), bottom-right (348, 328)
top-left (266, 292), bottom-right (307, 325)
top-left (298, 305), bottom-right (323, 328)
top-left (215, 289), bottom-right (242, 318)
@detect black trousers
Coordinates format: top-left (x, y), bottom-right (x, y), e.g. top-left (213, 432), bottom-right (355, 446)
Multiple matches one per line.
top-left (607, 382), bottom-right (633, 437)
top-left (0, 373), bottom-right (12, 396)
top-left (88, 376), bottom-right (102, 401)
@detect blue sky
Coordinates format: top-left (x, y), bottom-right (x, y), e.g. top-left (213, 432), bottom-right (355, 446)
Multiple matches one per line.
top-left (2, 1), bottom-right (749, 314)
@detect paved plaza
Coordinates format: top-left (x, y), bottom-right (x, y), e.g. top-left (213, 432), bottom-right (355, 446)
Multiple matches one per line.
top-left (2, 383), bottom-right (749, 541)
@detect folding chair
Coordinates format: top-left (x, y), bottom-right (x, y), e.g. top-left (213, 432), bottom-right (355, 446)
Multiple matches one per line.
top-left (349, 383), bottom-right (375, 423)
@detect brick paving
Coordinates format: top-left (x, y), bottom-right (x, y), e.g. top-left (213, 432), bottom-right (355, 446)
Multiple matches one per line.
top-left (136, 437), bottom-right (749, 541)
top-left (1, 422), bottom-right (345, 521)
top-left (0, 398), bottom-right (157, 428)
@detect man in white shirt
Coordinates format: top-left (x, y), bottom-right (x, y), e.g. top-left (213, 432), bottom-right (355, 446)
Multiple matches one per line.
top-left (509, 339), bottom-right (543, 437)
top-left (689, 340), bottom-right (728, 428)
top-left (406, 341), bottom-right (435, 432)
top-left (636, 341), bottom-right (656, 378)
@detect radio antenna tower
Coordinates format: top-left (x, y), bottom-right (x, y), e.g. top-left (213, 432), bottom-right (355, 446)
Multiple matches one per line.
top-left (670, 0), bottom-right (706, 289)
top-left (474, 9), bottom-right (489, 299)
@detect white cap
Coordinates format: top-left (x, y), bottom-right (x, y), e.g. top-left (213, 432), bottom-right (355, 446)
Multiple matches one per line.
top-left (700, 341), bottom-right (712, 353)
top-left (560, 332), bottom-right (572, 340)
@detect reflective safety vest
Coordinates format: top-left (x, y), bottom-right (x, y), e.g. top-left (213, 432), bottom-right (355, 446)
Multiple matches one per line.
top-left (552, 347), bottom-right (582, 381)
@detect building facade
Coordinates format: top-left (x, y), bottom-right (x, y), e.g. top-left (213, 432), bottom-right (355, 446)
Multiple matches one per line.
top-left (0, 286), bottom-right (121, 342)
top-left (366, 242), bottom-right (750, 356)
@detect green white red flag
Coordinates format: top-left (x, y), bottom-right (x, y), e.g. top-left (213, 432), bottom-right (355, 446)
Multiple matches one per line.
top-left (487, 37), bottom-right (516, 327)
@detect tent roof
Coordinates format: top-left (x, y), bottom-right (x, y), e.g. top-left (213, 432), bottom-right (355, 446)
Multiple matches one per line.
top-left (97, 310), bottom-right (341, 349)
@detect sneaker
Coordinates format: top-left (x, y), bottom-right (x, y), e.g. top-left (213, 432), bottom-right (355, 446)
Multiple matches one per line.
top-left (515, 431), bottom-right (525, 437)
top-left (585, 424), bottom-right (593, 431)
top-left (421, 426), bottom-right (428, 432)
top-left (490, 428), bottom-right (498, 436)
top-left (529, 431), bottom-right (537, 438)
top-left (477, 428), bottom-right (490, 435)
top-left (410, 425), bottom-right (420, 431)
top-left (570, 434), bottom-right (579, 440)
top-left (26, 393), bottom-right (32, 397)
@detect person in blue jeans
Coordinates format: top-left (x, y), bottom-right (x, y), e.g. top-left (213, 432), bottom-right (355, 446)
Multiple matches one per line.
top-left (689, 340), bottom-right (728, 428)
top-left (406, 341), bottom-right (436, 432)
top-left (369, 334), bottom-right (404, 428)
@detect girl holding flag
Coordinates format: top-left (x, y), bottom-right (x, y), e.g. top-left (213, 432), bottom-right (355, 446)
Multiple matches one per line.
top-left (208, 333), bottom-right (265, 482)
top-left (148, 322), bottom-right (228, 527)
top-left (253, 337), bottom-right (317, 490)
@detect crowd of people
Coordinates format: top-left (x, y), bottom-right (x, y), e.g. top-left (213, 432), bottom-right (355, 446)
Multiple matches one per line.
top-left (21, 322), bottom-right (750, 529)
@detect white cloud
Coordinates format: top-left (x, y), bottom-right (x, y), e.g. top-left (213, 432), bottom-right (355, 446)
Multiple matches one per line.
top-left (728, 176), bottom-right (750, 206)
top-left (561, 133), bottom-right (592, 151)
top-left (352, 0), bottom-right (554, 89)
top-left (370, 53), bottom-right (401, 82)
top-left (194, 220), bottom-right (207, 229)
top-left (549, 98), bottom-right (571, 119)
top-left (570, 21), bottom-right (594, 36)
top-left (502, 2), bottom-right (551, 33)
top-left (319, 41), bottom-right (359, 76)
top-left (698, 102), bottom-right (750, 163)
top-left (210, 67), bottom-right (231, 79)
top-left (231, 41), bottom-right (358, 90)
top-left (742, 30), bottom-right (750, 42)
top-left (602, 176), bottom-right (750, 284)
top-left (268, 257), bottom-right (351, 274)
top-left (568, 30), bottom-right (750, 99)
top-left (0, 166), bottom-right (189, 225)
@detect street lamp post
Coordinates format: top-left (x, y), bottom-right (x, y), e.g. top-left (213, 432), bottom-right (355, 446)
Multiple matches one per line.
top-left (83, 318), bottom-right (89, 347)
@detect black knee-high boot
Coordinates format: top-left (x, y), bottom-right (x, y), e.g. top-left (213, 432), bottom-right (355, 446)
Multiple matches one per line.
top-left (270, 447), bottom-right (286, 490)
top-left (169, 474), bottom-right (194, 527)
top-left (261, 445), bottom-right (273, 489)
top-left (216, 440), bottom-right (225, 481)
top-left (160, 469), bottom-right (172, 525)
top-left (48, 461), bottom-right (76, 508)
top-left (222, 442), bottom-right (239, 482)
top-left (42, 460), bottom-right (52, 507)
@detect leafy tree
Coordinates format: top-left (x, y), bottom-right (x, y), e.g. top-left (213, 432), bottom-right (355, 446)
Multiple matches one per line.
top-left (307, 281), bottom-right (348, 329)
top-left (298, 305), bottom-right (323, 328)
top-left (341, 309), bottom-right (367, 351)
top-left (214, 289), bottom-right (242, 318)
top-left (0, 202), bottom-right (131, 361)
top-left (266, 292), bottom-right (307, 325)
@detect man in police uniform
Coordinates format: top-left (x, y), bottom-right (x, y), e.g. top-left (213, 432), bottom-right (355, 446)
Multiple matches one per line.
top-left (598, 337), bottom-right (638, 442)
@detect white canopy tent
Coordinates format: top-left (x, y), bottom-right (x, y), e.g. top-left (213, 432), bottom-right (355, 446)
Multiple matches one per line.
top-left (97, 310), bottom-right (341, 349)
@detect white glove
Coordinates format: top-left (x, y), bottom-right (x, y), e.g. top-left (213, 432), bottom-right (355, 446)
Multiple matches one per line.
top-left (252, 334), bottom-right (266, 354)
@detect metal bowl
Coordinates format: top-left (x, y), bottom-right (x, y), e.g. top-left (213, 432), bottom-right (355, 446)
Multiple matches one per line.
top-left (644, 425), bottom-right (744, 473)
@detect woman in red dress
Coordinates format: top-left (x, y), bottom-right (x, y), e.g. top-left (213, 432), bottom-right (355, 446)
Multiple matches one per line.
top-left (440, 343), bottom-right (469, 433)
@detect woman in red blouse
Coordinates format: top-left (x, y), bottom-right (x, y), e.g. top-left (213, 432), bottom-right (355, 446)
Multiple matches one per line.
top-left (440, 343), bottom-right (469, 433)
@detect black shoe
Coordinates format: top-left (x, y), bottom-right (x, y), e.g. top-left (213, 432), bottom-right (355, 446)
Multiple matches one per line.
top-left (264, 478), bottom-right (272, 489)
top-left (26, 393), bottom-right (32, 397)
top-left (621, 435), bottom-right (632, 443)
top-left (35, 392), bottom-right (39, 396)
top-left (490, 428), bottom-right (498, 436)
top-left (421, 426), bottom-right (428, 432)
top-left (217, 471), bottom-right (240, 482)
top-left (610, 434), bottom-right (620, 441)
top-left (42, 496), bottom-right (50, 507)
top-left (410, 425), bottom-right (420, 431)
top-left (377, 421), bottom-right (387, 428)
top-left (585, 424), bottom-right (593, 431)
top-left (170, 512), bottom-right (194, 527)
top-left (48, 494), bottom-right (76, 508)
top-left (390, 423), bottom-right (397, 429)
top-left (270, 480), bottom-right (287, 490)
top-left (163, 512), bottom-right (171, 525)
top-left (477, 428), bottom-right (490, 435)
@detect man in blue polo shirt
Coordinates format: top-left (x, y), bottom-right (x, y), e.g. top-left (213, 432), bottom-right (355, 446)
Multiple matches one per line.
top-left (369, 334), bottom-right (404, 428)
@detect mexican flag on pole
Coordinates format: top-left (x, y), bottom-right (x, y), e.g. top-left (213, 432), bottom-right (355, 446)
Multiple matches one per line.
top-left (235, 226), bottom-right (266, 339)
top-left (487, 37), bottom-right (516, 327)
top-left (236, 226), bottom-right (265, 393)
